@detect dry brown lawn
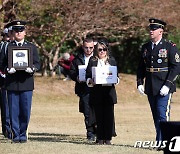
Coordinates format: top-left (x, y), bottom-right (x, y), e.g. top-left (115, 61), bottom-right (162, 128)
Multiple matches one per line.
top-left (0, 73), bottom-right (180, 154)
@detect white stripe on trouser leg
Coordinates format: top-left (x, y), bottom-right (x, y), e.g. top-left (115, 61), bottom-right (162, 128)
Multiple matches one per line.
top-left (26, 127), bottom-right (28, 140)
top-left (166, 93), bottom-right (172, 121)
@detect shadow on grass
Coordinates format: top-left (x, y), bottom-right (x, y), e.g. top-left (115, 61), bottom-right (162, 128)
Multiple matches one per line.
top-left (28, 132), bottom-right (155, 151)
top-left (0, 133), bottom-right (157, 151)
top-left (29, 132), bottom-right (93, 145)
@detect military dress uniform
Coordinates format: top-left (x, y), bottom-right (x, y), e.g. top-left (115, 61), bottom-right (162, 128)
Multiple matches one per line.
top-left (0, 40), bottom-right (6, 136)
top-left (137, 19), bottom-right (180, 142)
top-left (0, 40), bottom-right (8, 137)
top-left (0, 25), bottom-right (11, 138)
top-left (0, 20), bottom-right (40, 142)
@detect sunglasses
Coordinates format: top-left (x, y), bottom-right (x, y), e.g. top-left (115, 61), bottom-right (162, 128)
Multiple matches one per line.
top-left (98, 48), bottom-right (107, 52)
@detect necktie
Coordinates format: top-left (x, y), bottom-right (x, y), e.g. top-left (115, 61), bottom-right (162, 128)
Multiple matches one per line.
top-left (18, 43), bottom-right (22, 46)
top-left (153, 43), bottom-right (156, 50)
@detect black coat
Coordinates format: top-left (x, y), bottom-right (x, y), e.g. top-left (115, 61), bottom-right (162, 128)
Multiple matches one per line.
top-left (69, 52), bottom-right (90, 96)
top-left (0, 40), bottom-right (40, 91)
top-left (86, 56), bottom-right (118, 105)
top-left (137, 39), bottom-right (180, 96)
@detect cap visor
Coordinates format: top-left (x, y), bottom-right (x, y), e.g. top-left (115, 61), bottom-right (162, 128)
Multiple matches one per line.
top-left (12, 26), bottom-right (25, 32)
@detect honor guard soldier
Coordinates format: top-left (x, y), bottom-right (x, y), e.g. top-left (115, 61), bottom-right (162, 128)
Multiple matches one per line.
top-left (0, 26), bottom-right (9, 138)
top-left (0, 20), bottom-right (40, 143)
top-left (137, 18), bottom-right (180, 142)
top-left (0, 22), bottom-right (14, 139)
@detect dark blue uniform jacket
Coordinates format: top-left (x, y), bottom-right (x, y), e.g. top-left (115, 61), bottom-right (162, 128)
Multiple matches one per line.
top-left (0, 40), bottom-right (40, 91)
top-left (137, 39), bottom-right (180, 96)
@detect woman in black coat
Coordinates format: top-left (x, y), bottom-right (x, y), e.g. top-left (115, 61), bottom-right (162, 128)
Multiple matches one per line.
top-left (86, 39), bottom-right (118, 144)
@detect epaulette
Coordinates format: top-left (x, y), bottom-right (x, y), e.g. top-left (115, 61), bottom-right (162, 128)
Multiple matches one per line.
top-left (168, 40), bottom-right (176, 46)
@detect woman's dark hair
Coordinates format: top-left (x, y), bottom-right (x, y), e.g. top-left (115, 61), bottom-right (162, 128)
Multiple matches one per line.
top-left (93, 38), bottom-right (111, 60)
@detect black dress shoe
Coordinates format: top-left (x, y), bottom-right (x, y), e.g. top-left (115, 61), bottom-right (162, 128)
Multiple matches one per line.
top-left (20, 140), bottom-right (27, 143)
top-left (97, 140), bottom-right (104, 145)
top-left (87, 132), bottom-right (96, 141)
top-left (3, 131), bottom-right (9, 138)
top-left (104, 140), bottom-right (111, 145)
top-left (12, 140), bottom-right (20, 143)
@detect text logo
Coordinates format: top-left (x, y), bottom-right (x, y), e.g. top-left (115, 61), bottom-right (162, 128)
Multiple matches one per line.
top-left (169, 136), bottom-right (180, 152)
top-left (134, 140), bottom-right (167, 148)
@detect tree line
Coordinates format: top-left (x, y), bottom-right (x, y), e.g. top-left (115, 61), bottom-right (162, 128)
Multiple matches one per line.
top-left (0, 0), bottom-right (180, 78)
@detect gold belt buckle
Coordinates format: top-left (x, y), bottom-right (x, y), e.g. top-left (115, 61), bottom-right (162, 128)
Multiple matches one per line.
top-left (150, 68), bottom-right (154, 72)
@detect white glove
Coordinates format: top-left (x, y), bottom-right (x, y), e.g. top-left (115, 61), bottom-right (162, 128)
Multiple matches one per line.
top-left (1, 73), bottom-right (6, 78)
top-left (138, 85), bottom-right (145, 95)
top-left (7, 68), bottom-right (16, 74)
top-left (160, 85), bottom-right (170, 96)
top-left (0, 72), bottom-right (6, 78)
top-left (25, 67), bottom-right (34, 73)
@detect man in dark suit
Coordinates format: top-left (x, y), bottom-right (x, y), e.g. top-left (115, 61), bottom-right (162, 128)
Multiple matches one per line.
top-left (137, 18), bottom-right (180, 142)
top-left (70, 38), bottom-right (97, 141)
top-left (0, 20), bottom-right (40, 143)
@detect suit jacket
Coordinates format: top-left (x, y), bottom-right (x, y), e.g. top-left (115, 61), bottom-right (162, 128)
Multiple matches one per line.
top-left (137, 38), bottom-right (180, 96)
top-left (86, 56), bottom-right (118, 105)
top-left (0, 40), bottom-right (40, 91)
top-left (70, 52), bottom-right (91, 97)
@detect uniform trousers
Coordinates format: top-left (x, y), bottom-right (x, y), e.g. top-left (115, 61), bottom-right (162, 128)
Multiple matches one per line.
top-left (147, 93), bottom-right (172, 142)
top-left (1, 89), bottom-right (11, 138)
top-left (0, 89), bottom-right (5, 134)
top-left (93, 103), bottom-right (114, 140)
top-left (7, 90), bottom-right (32, 142)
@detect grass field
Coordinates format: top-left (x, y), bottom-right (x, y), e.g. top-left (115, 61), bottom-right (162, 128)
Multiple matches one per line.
top-left (0, 74), bottom-right (180, 154)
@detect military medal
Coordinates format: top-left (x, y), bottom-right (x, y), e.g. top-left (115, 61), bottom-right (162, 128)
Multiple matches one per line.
top-left (158, 49), bottom-right (167, 58)
top-left (157, 59), bottom-right (162, 63)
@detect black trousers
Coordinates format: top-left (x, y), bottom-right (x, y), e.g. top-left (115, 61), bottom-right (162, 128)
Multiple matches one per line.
top-left (79, 93), bottom-right (96, 135)
top-left (93, 103), bottom-right (114, 140)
